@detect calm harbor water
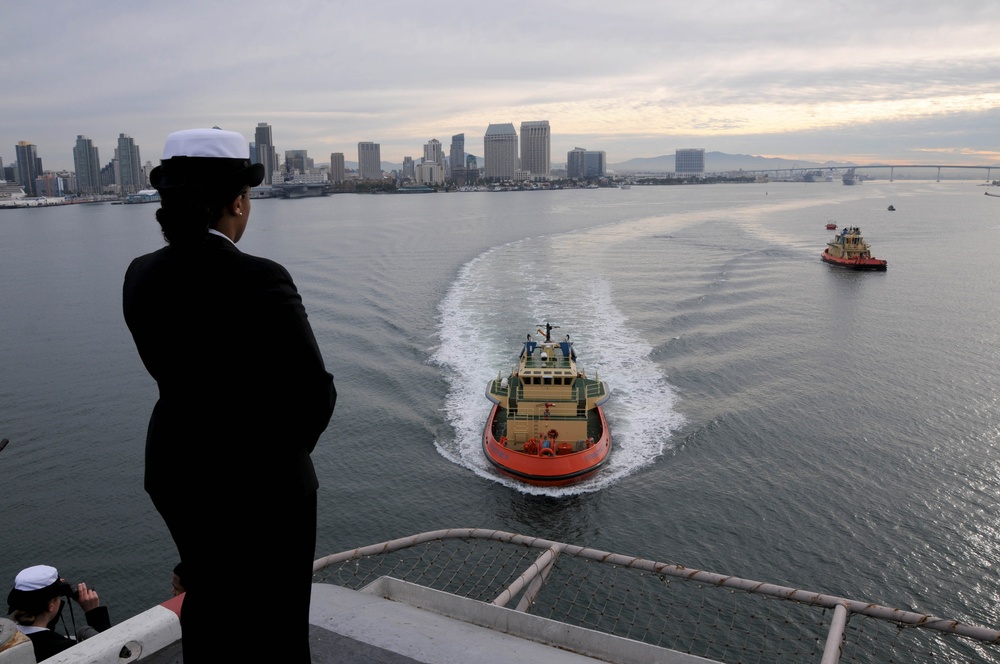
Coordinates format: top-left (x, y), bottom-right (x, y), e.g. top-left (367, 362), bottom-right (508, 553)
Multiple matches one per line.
top-left (2, 181), bottom-right (1000, 657)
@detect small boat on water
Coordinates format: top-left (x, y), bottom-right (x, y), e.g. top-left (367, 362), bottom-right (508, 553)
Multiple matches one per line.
top-left (822, 227), bottom-right (887, 271)
top-left (483, 323), bottom-right (611, 486)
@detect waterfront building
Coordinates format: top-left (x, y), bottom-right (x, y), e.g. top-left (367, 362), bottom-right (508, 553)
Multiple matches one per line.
top-left (115, 134), bottom-right (144, 194)
top-left (519, 121), bottom-right (550, 178)
top-left (483, 123), bottom-right (518, 180)
top-left (566, 147), bottom-right (606, 179)
top-left (675, 148), bottom-right (705, 175)
top-left (255, 123), bottom-right (276, 184)
top-left (34, 173), bottom-right (66, 197)
top-left (73, 135), bottom-right (101, 195)
top-left (416, 161), bottom-right (443, 185)
top-left (329, 153), bottom-right (345, 183)
top-left (14, 141), bottom-right (41, 196)
top-left (449, 134), bottom-right (465, 175)
top-left (358, 142), bottom-right (382, 180)
top-left (584, 151), bottom-right (606, 178)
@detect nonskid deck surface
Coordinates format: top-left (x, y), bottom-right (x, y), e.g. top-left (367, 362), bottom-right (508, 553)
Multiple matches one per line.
top-left (305, 582), bottom-right (704, 664)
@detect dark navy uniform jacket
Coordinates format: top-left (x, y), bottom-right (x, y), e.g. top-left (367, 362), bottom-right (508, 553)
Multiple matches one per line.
top-left (123, 232), bottom-right (336, 501)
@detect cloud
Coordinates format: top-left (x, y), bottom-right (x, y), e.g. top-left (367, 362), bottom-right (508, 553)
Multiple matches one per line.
top-left (3, 0), bottom-right (999, 169)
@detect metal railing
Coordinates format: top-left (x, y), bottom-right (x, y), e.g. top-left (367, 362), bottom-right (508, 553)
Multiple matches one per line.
top-left (313, 528), bottom-right (1000, 663)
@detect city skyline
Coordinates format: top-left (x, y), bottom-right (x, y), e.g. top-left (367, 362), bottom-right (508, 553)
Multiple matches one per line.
top-left (4, 1), bottom-right (999, 171)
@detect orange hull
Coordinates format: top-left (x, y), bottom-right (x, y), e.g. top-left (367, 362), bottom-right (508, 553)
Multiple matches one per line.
top-left (821, 250), bottom-right (887, 271)
top-left (482, 403), bottom-right (611, 486)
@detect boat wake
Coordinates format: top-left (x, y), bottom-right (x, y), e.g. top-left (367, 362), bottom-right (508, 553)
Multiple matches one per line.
top-left (431, 230), bottom-right (683, 496)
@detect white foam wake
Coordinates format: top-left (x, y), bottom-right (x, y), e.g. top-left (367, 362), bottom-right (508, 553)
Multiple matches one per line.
top-left (431, 230), bottom-right (683, 496)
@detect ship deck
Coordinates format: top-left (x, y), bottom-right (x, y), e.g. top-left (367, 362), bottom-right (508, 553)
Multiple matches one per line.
top-left (16, 528), bottom-right (1000, 664)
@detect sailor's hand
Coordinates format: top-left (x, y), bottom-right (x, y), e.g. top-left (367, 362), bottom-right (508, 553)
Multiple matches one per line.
top-left (75, 583), bottom-right (100, 612)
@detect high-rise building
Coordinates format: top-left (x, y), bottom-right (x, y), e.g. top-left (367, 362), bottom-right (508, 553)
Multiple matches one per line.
top-left (329, 153), bottom-right (345, 183)
top-left (255, 123), bottom-right (276, 184)
top-left (675, 148), bottom-right (705, 175)
top-left (567, 147), bottom-right (586, 179)
top-left (14, 141), bottom-right (41, 196)
top-left (100, 160), bottom-right (116, 190)
top-left (357, 142), bottom-right (382, 180)
top-left (519, 121), bottom-right (550, 177)
top-left (567, 147), bottom-right (606, 178)
top-left (73, 135), bottom-right (101, 195)
top-left (423, 139), bottom-right (444, 169)
top-left (483, 123), bottom-right (518, 180)
top-left (115, 133), bottom-right (143, 194)
top-left (284, 150), bottom-right (310, 175)
top-left (449, 133), bottom-right (465, 174)
top-left (584, 151), bottom-right (607, 178)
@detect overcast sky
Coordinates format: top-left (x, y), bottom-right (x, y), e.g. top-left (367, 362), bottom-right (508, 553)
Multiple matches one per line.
top-left (4, 0), bottom-right (999, 171)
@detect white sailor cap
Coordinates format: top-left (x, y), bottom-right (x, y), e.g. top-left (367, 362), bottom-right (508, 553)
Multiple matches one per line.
top-left (150, 127), bottom-right (264, 191)
top-left (14, 565), bottom-right (59, 591)
top-left (7, 565), bottom-right (64, 614)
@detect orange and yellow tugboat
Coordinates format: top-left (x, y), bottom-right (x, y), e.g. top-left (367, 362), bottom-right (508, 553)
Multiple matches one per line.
top-left (483, 323), bottom-right (611, 486)
top-left (822, 226), bottom-right (887, 271)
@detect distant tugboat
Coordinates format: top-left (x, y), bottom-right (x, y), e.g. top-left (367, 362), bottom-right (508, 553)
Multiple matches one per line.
top-left (822, 227), bottom-right (887, 271)
top-left (483, 323), bottom-right (611, 486)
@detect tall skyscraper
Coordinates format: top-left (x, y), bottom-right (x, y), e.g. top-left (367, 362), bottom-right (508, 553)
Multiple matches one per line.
top-left (519, 121), bottom-right (550, 177)
top-left (73, 135), bottom-right (101, 195)
top-left (423, 139), bottom-right (444, 169)
top-left (14, 141), bottom-right (40, 196)
top-left (329, 153), bottom-right (345, 183)
top-left (675, 148), bottom-right (705, 175)
top-left (567, 147), bottom-right (586, 179)
top-left (357, 142), bottom-right (382, 180)
top-left (449, 133), bottom-right (465, 173)
top-left (115, 133), bottom-right (143, 194)
top-left (255, 123), bottom-right (275, 184)
top-left (483, 123), bottom-right (518, 180)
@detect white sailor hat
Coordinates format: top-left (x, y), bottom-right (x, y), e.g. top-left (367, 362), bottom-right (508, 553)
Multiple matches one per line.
top-left (150, 127), bottom-right (265, 191)
top-left (7, 565), bottom-right (65, 614)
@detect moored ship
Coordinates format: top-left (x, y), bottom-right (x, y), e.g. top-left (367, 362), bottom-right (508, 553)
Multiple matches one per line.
top-left (274, 181), bottom-right (330, 199)
top-left (822, 226), bottom-right (887, 270)
top-left (483, 324), bottom-right (611, 486)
